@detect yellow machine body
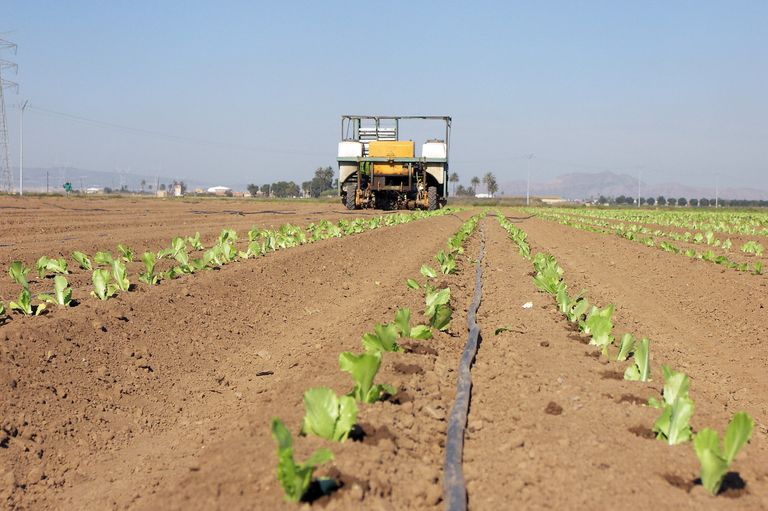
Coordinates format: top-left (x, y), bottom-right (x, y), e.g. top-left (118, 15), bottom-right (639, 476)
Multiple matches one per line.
top-left (368, 140), bottom-right (414, 176)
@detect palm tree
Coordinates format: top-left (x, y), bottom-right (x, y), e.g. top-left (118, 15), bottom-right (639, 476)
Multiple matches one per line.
top-left (449, 172), bottom-right (459, 195)
top-left (470, 176), bottom-right (480, 195)
top-left (482, 172), bottom-right (498, 197)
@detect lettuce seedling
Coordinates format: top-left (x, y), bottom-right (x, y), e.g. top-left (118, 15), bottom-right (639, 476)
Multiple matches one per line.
top-left (36, 256), bottom-right (50, 279)
top-left (624, 337), bottom-right (650, 382)
top-left (753, 261), bottom-right (763, 275)
top-left (300, 387), bottom-right (358, 442)
top-left (111, 259), bottom-right (130, 291)
top-left (566, 297), bottom-right (590, 325)
top-left (435, 250), bottom-right (457, 275)
top-left (361, 322), bottom-right (402, 353)
top-left (94, 251), bottom-right (114, 266)
top-left (91, 269), bottom-right (117, 300)
top-left (649, 366), bottom-right (693, 445)
top-left (420, 264), bottom-right (437, 279)
top-left (139, 252), bottom-right (160, 285)
top-left (616, 333), bottom-right (636, 362)
top-left (72, 251), bottom-right (93, 270)
top-left (339, 351), bottom-right (395, 403)
top-left (394, 308), bottom-right (432, 340)
top-left (9, 287), bottom-right (46, 316)
top-left (8, 261), bottom-right (29, 288)
top-left (406, 278), bottom-right (420, 290)
top-left (0, 301), bottom-right (5, 320)
top-left (187, 232), bottom-right (204, 250)
top-left (584, 304), bottom-right (615, 355)
top-left (271, 418), bottom-right (334, 502)
top-left (117, 244), bottom-right (134, 262)
top-left (740, 240), bottom-right (764, 257)
top-left (694, 412), bottom-right (754, 496)
top-left (38, 275), bottom-right (73, 306)
top-left (425, 286), bottom-right (452, 331)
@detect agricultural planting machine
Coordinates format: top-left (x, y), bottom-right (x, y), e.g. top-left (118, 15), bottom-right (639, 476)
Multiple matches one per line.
top-left (337, 115), bottom-right (451, 210)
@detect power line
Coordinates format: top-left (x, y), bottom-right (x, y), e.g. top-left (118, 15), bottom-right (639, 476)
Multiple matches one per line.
top-left (27, 105), bottom-right (328, 157)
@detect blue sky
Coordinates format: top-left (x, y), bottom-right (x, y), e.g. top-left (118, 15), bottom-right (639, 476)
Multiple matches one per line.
top-left (3, 0), bottom-right (767, 190)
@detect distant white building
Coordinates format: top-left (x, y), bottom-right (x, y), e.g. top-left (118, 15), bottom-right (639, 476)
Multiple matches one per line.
top-left (474, 193), bottom-right (492, 199)
top-left (207, 186), bottom-right (232, 196)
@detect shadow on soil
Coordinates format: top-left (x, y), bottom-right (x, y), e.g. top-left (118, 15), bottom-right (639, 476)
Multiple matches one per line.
top-left (664, 472), bottom-right (747, 498)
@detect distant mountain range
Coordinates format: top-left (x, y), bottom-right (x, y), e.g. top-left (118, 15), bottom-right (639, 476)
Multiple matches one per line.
top-left (500, 171), bottom-right (768, 201)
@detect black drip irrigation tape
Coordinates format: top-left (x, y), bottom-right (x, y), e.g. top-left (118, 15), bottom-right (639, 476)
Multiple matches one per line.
top-left (443, 222), bottom-right (485, 511)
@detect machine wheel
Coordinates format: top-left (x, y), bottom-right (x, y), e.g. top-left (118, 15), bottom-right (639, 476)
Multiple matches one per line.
top-left (427, 186), bottom-right (438, 211)
top-left (345, 186), bottom-right (357, 210)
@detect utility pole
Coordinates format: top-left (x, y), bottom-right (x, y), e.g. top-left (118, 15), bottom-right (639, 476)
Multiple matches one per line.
top-left (525, 153), bottom-right (534, 206)
top-left (715, 174), bottom-right (719, 208)
top-left (46, 170), bottom-right (49, 194)
top-left (19, 99), bottom-right (28, 195)
top-left (637, 169), bottom-right (641, 207)
top-left (0, 38), bottom-right (18, 194)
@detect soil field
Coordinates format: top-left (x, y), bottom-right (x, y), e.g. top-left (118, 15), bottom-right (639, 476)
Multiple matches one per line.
top-left (1, 198), bottom-right (767, 509)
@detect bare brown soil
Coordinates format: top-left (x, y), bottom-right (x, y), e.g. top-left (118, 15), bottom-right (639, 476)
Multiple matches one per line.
top-left (2, 200), bottom-right (767, 509)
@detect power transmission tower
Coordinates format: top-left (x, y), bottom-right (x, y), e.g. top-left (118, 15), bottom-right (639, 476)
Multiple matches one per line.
top-left (0, 38), bottom-right (18, 193)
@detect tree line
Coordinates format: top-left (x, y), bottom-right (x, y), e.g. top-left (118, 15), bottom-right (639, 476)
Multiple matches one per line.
top-left (596, 195), bottom-right (768, 207)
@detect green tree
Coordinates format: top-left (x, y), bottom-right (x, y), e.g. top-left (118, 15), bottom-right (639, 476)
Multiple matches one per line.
top-left (470, 176), bottom-right (480, 195)
top-left (482, 172), bottom-right (498, 197)
top-left (657, 196), bottom-right (666, 206)
top-left (449, 172), bottom-right (459, 195)
top-left (247, 184), bottom-right (260, 196)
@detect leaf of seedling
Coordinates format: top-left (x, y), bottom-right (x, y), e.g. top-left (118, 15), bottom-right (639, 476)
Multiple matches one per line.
top-left (40, 275), bottom-right (73, 306)
top-left (111, 260), bottom-right (130, 291)
top-left (394, 308), bottom-right (432, 340)
top-left (36, 256), bottom-right (50, 279)
top-left (72, 251), bottom-right (93, 271)
top-left (420, 264), bottom-right (437, 279)
top-left (117, 244), bottom-right (134, 262)
top-left (300, 387), bottom-right (358, 442)
top-left (624, 337), bottom-right (650, 382)
top-left (271, 418), bottom-right (334, 502)
top-left (8, 261), bottom-right (30, 288)
top-left (585, 304), bottom-right (615, 356)
top-left (651, 366), bottom-right (693, 445)
top-left (94, 251), bottom-right (114, 266)
top-left (10, 288), bottom-right (44, 315)
top-left (91, 269), bottom-right (117, 300)
top-left (339, 351), bottom-right (395, 404)
top-left (187, 232), bottom-right (204, 250)
top-left (616, 333), bottom-right (636, 362)
top-left (361, 323), bottom-right (401, 353)
top-left (694, 412), bottom-right (754, 495)
top-left (406, 278), bottom-right (420, 290)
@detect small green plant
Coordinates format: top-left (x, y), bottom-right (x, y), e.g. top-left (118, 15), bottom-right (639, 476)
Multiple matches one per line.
top-left (9, 288), bottom-right (45, 316)
top-left (649, 366), bottom-right (693, 445)
top-left (339, 351), bottom-right (395, 403)
top-left (616, 333), bottom-right (635, 361)
top-left (361, 322), bottom-right (402, 353)
top-left (187, 232), bottom-right (204, 250)
top-left (694, 411), bottom-right (754, 496)
top-left (138, 252), bottom-right (160, 285)
top-left (740, 240), bottom-right (764, 257)
top-left (111, 259), bottom-right (130, 291)
top-left (38, 275), bottom-right (73, 306)
top-left (271, 418), bottom-right (334, 503)
top-left (91, 269), bottom-right (118, 300)
top-left (394, 307), bottom-right (432, 340)
top-left (300, 387), bottom-right (358, 442)
top-left (420, 264), bottom-right (437, 279)
top-left (583, 304), bottom-right (615, 355)
top-left (424, 286), bottom-right (452, 331)
top-left (94, 251), bottom-right (114, 266)
top-left (435, 250), bottom-right (457, 274)
top-left (753, 261), bottom-right (763, 275)
top-left (8, 261), bottom-right (30, 287)
top-left (36, 256), bottom-right (50, 279)
top-left (117, 244), bottom-right (134, 262)
top-left (406, 278), bottom-right (420, 290)
top-left (624, 337), bottom-right (650, 381)
top-left (72, 251), bottom-right (93, 270)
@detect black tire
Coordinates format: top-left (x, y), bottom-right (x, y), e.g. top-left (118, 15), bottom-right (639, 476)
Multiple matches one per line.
top-left (427, 186), bottom-right (438, 211)
top-left (345, 186), bottom-right (357, 210)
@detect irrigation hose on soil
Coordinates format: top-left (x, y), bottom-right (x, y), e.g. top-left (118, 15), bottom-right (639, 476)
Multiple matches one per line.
top-left (443, 222), bottom-right (485, 511)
